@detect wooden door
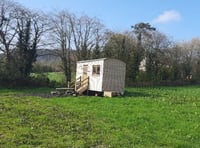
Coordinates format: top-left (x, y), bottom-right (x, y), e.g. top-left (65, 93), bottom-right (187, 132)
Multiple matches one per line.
top-left (82, 65), bottom-right (88, 79)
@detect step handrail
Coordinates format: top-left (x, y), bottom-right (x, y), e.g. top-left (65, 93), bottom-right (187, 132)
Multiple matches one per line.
top-left (75, 76), bottom-right (89, 91)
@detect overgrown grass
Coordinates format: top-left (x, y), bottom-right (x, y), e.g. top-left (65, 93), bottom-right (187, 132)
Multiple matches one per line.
top-left (0, 86), bottom-right (200, 147)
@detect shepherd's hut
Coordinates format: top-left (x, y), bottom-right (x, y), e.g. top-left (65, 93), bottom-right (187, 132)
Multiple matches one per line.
top-left (75, 58), bottom-right (126, 96)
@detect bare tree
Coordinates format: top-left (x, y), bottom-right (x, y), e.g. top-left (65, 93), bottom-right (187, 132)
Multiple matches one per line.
top-left (71, 15), bottom-right (105, 60)
top-left (0, 0), bottom-right (49, 79)
top-left (190, 38), bottom-right (200, 79)
top-left (143, 31), bottom-right (173, 81)
top-left (175, 38), bottom-right (200, 80)
top-left (0, 0), bottom-right (18, 63)
top-left (49, 11), bottom-right (106, 84)
top-left (49, 11), bottom-right (75, 84)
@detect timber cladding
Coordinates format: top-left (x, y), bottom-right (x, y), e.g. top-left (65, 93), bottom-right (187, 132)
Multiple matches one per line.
top-left (102, 59), bottom-right (126, 94)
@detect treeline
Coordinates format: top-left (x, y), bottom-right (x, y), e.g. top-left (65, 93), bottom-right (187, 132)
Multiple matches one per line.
top-left (1, 0), bottom-right (200, 87)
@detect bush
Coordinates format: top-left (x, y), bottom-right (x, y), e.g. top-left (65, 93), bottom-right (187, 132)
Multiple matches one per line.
top-left (0, 75), bottom-right (54, 88)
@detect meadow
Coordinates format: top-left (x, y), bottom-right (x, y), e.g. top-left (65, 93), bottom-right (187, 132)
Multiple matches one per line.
top-left (0, 86), bottom-right (200, 147)
top-left (31, 72), bottom-right (66, 85)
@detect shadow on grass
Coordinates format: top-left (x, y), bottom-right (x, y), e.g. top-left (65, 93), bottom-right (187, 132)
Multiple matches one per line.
top-left (123, 90), bottom-right (160, 98)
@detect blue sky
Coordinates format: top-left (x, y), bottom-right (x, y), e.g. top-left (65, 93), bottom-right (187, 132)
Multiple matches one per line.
top-left (14, 0), bottom-right (199, 41)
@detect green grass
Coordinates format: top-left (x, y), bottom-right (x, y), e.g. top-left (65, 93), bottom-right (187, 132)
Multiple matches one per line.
top-left (47, 72), bottom-right (66, 83)
top-left (31, 72), bottom-right (66, 84)
top-left (0, 86), bottom-right (200, 147)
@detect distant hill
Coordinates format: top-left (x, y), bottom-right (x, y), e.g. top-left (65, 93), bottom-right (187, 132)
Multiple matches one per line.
top-left (36, 49), bottom-right (60, 63)
top-left (36, 49), bottom-right (77, 71)
top-left (34, 49), bottom-right (61, 71)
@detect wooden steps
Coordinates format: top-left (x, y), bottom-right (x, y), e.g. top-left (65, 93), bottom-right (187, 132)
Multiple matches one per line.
top-left (75, 76), bottom-right (89, 95)
top-left (76, 85), bottom-right (88, 94)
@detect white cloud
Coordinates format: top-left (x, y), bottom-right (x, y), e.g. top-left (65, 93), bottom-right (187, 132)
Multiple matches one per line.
top-left (152, 10), bottom-right (181, 24)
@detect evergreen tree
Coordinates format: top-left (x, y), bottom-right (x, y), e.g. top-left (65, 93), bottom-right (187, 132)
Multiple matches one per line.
top-left (15, 19), bottom-right (37, 78)
top-left (131, 22), bottom-right (156, 81)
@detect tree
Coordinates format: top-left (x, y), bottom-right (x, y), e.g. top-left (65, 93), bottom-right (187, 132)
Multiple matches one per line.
top-left (15, 17), bottom-right (32, 78)
top-left (71, 15), bottom-right (105, 60)
top-left (190, 38), bottom-right (200, 80)
top-left (103, 31), bottom-right (137, 83)
top-left (13, 7), bottom-right (49, 79)
top-left (49, 11), bottom-right (75, 84)
top-left (0, 0), bottom-right (49, 80)
top-left (165, 45), bottom-right (182, 80)
top-left (143, 31), bottom-right (173, 81)
top-left (49, 12), bottom-right (106, 84)
top-left (131, 22), bottom-right (156, 80)
top-left (175, 38), bottom-right (200, 80)
top-left (91, 28), bottom-right (108, 59)
top-left (103, 32), bottom-right (134, 61)
top-left (0, 0), bottom-right (18, 65)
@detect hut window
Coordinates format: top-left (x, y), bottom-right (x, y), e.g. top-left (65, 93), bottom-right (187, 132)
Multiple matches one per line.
top-left (92, 65), bottom-right (100, 75)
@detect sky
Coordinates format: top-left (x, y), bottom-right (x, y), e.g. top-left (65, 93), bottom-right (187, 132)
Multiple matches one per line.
top-left (14, 0), bottom-right (200, 42)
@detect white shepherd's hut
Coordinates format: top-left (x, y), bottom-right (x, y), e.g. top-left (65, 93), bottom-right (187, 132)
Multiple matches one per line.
top-left (75, 58), bottom-right (126, 96)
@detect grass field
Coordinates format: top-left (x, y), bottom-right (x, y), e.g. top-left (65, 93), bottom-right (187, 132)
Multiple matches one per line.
top-left (0, 86), bottom-right (200, 147)
top-left (47, 72), bottom-right (66, 83)
top-left (31, 72), bottom-right (66, 83)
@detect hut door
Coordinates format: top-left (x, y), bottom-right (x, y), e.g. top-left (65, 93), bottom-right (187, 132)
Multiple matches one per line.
top-left (82, 65), bottom-right (88, 79)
